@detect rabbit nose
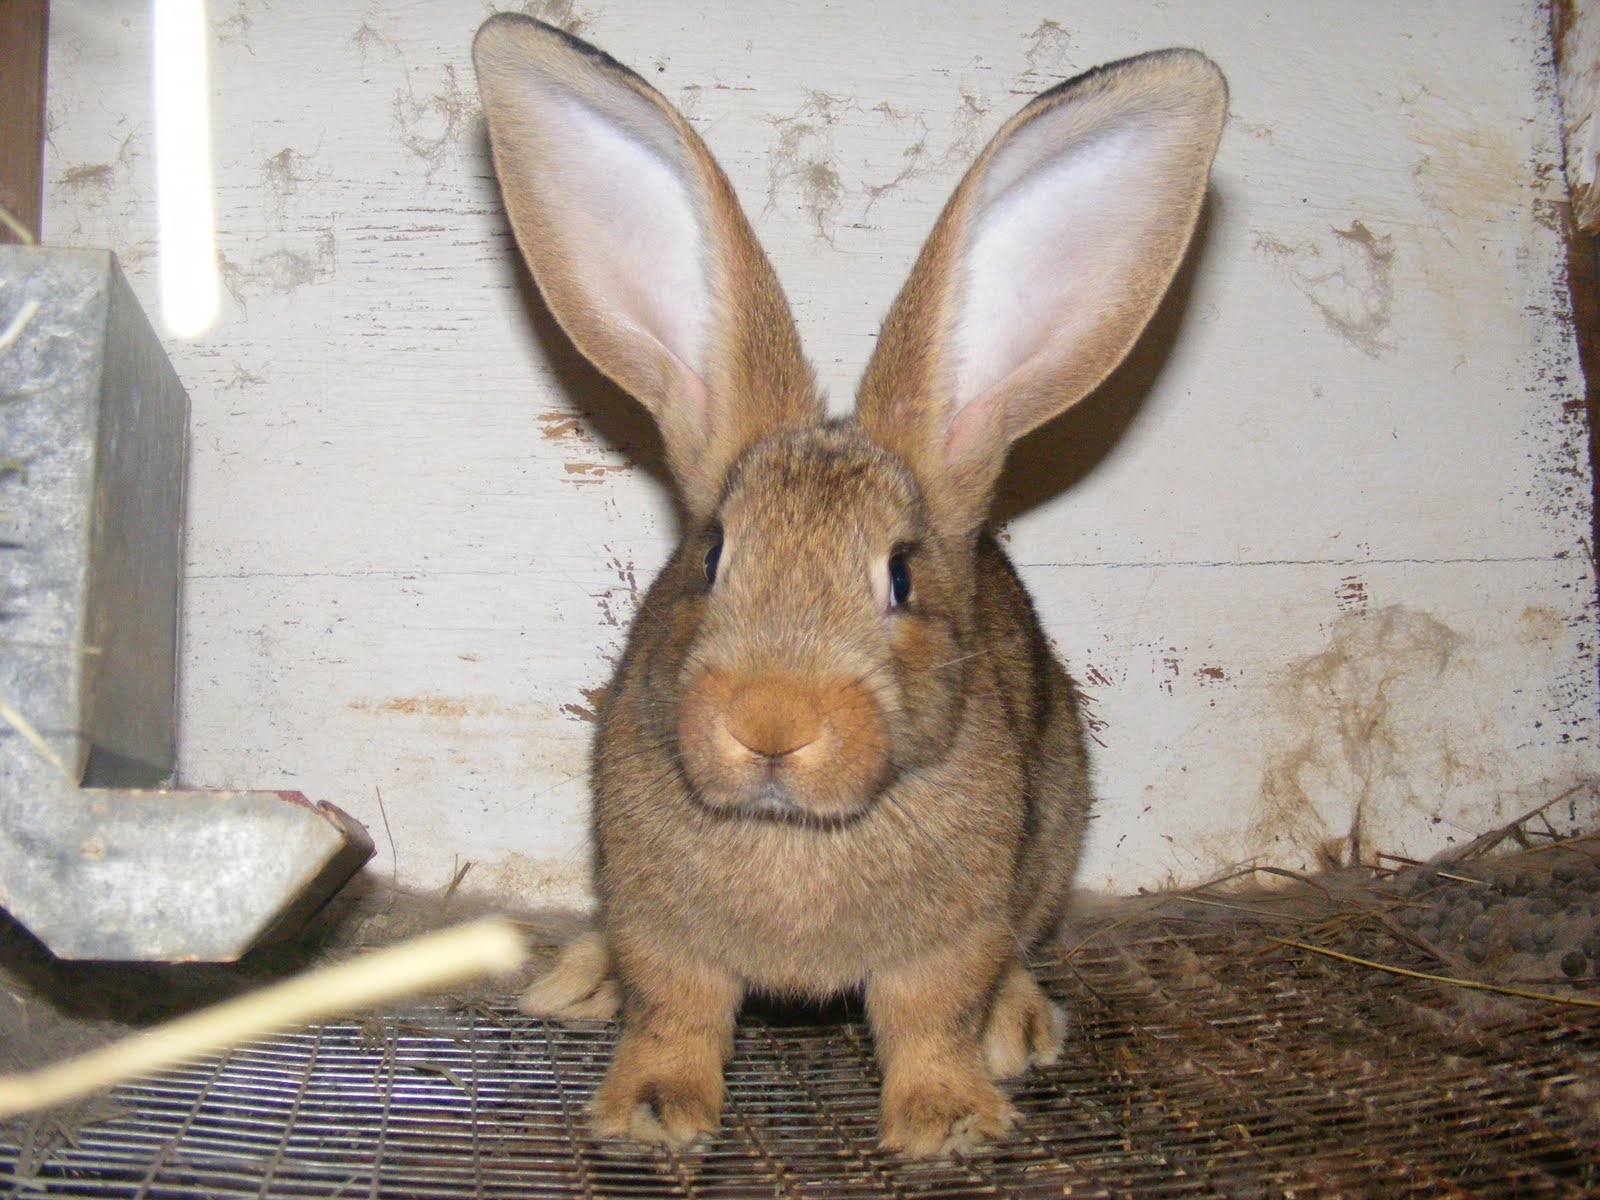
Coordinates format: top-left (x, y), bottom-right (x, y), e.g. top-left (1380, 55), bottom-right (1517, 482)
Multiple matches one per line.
top-left (679, 666), bottom-right (889, 817)
top-left (723, 679), bottom-right (823, 761)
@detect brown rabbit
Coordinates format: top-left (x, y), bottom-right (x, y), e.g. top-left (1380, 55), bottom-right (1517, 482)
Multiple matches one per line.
top-left (474, 14), bottom-right (1225, 1157)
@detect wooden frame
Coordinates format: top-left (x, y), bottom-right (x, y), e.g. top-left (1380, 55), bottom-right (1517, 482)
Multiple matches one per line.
top-left (0, 1), bottom-right (49, 243)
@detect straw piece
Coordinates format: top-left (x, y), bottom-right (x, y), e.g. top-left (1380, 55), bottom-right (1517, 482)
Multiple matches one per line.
top-left (0, 916), bottom-right (527, 1119)
top-left (1266, 935), bottom-right (1600, 1009)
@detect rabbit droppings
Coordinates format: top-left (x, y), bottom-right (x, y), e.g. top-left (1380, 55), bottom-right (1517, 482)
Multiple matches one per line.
top-left (474, 14), bottom-right (1225, 1159)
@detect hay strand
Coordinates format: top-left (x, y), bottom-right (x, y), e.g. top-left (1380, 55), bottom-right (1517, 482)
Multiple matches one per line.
top-left (0, 916), bottom-right (527, 1119)
top-left (0, 298), bottom-right (41, 354)
top-left (0, 697), bottom-right (73, 782)
top-left (0, 203), bottom-right (35, 246)
top-left (1266, 936), bottom-right (1600, 1009)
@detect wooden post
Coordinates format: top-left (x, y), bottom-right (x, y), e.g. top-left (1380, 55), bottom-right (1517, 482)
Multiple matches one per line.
top-left (1554, 1), bottom-right (1600, 233)
top-left (0, 1), bottom-right (49, 243)
top-left (1552, 1), bottom-right (1600, 713)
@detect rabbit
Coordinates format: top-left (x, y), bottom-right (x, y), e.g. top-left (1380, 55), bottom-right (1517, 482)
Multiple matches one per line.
top-left (473, 13), bottom-right (1225, 1158)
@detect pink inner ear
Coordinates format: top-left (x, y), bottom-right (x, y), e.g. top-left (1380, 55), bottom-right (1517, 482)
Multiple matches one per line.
top-left (538, 86), bottom-right (714, 382)
top-left (950, 123), bottom-right (1146, 418)
top-left (943, 386), bottom-right (1001, 468)
top-left (672, 360), bottom-right (716, 440)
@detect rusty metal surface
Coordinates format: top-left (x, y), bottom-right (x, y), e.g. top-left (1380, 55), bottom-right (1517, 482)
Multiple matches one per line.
top-left (3, 908), bottom-right (1596, 1198)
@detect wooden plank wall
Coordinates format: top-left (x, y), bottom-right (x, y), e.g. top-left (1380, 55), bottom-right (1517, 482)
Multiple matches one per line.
top-left (33, 1), bottom-right (1600, 907)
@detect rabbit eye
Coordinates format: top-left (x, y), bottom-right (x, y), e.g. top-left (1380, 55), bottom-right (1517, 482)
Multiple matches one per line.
top-left (704, 533), bottom-right (723, 587)
top-left (888, 552), bottom-right (912, 607)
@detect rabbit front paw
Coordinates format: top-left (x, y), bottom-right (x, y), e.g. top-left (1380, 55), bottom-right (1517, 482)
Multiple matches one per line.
top-left (585, 954), bottom-right (740, 1148)
top-left (879, 1070), bottom-right (1016, 1158)
top-left (591, 1055), bottom-right (724, 1148)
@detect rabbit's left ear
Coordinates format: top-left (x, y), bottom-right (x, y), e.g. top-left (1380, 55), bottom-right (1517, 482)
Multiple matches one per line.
top-left (857, 49), bottom-right (1227, 536)
top-left (474, 15), bottom-right (821, 519)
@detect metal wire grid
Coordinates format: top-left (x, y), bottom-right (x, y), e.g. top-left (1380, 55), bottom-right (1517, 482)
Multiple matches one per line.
top-left (3, 927), bottom-right (1598, 1199)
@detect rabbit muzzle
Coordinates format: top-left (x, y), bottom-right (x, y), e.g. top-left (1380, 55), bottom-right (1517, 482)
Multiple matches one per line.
top-left (678, 667), bottom-right (890, 820)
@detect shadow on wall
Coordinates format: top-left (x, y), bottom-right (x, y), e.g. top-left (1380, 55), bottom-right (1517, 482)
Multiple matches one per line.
top-left (994, 194), bottom-right (1222, 525)
top-left (473, 123), bottom-right (676, 514)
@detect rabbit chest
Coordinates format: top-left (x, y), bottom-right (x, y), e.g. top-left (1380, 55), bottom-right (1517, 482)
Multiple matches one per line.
top-left (595, 679), bottom-right (1029, 995)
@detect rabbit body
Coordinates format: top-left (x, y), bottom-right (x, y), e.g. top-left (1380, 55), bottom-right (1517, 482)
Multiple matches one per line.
top-left (590, 445), bottom-right (1087, 1153)
top-left (474, 13), bottom-right (1225, 1157)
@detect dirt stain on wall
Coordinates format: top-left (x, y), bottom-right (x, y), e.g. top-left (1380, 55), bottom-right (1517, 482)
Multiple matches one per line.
top-left (352, 13), bottom-right (402, 59)
top-left (1518, 604), bottom-right (1564, 644)
top-left (1401, 78), bottom-right (1527, 225)
top-left (261, 147), bottom-right (319, 226)
top-left (590, 552), bottom-right (640, 629)
top-left (351, 695), bottom-right (507, 720)
top-left (393, 64), bottom-right (476, 175)
top-left (537, 410), bottom-right (587, 441)
top-left (58, 162), bottom-right (115, 193)
top-left (57, 131), bottom-right (138, 200)
top-left (1254, 220), bottom-right (1395, 357)
top-left (562, 462), bottom-right (630, 485)
top-left (220, 228), bottom-right (337, 305)
top-left (763, 85), bottom-right (995, 241)
top-left (765, 92), bottom-right (851, 241)
top-left (477, 850), bottom-right (592, 909)
top-left (212, 1), bottom-right (254, 52)
top-left (561, 684), bottom-right (610, 725)
top-left (1021, 19), bottom-right (1073, 79)
top-left (518, 0), bottom-right (593, 36)
top-left (1250, 605), bottom-right (1465, 870)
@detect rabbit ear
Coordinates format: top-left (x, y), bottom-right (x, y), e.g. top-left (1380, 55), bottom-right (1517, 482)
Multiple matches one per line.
top-left (474, 15), bottom-right (821, 517)
top-left (857, 49), bottom-right (1226, 535)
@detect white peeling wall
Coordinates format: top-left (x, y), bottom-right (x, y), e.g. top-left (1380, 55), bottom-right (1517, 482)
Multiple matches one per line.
top-left (41, 0), bottom-right (1599, 905)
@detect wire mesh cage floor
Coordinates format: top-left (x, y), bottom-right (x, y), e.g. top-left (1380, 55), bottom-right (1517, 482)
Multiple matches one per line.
top-left (4, 879), bottom-right (1599, 1200)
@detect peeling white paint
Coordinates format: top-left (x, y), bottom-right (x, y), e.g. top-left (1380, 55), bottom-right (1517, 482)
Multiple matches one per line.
top-left (40, 1), bottom-right (1600, 907)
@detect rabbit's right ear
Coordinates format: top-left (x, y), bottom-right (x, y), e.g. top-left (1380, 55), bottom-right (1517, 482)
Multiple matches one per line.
top-left (474, 15), bottom-right (820, 518)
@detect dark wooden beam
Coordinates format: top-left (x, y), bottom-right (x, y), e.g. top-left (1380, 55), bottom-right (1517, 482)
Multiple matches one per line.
top-left (0, 1), bottom-right (50, 243)
top-left (1552, 2), bottom-right (1600, 716)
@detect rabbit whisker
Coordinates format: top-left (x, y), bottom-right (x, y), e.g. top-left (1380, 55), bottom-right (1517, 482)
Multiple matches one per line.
top-left (916, 633), bottom-right (1031, 674)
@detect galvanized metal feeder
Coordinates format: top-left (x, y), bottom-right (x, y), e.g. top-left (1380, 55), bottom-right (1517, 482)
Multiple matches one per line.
top-left (0, 246), bottom-right (370, 962)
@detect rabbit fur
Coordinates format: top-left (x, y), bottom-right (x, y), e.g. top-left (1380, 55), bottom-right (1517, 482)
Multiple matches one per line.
top-left (473, 14), bottom-right (1226, 1158)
